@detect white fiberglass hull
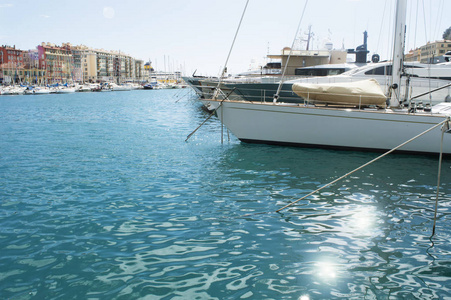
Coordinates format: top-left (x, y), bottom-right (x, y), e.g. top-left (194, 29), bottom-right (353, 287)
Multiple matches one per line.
top-left (112, 87), bottom-right (132, 91)
top-left (25, 89), bottom-right (51, 95)
top-left (77, 87), bottom-right (92, 92)
top-left (56, 88), bottom-right (76, 93)
top-left (1, 88), bottom-right (25, 95)
top-left (201, 99), bottom-right (451, 155)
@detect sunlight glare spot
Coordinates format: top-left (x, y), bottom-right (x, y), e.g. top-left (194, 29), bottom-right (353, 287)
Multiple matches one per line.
top-left (352, 206), bottom-right (376, 232)
top-left (316, 261), bottom-right (337, 280)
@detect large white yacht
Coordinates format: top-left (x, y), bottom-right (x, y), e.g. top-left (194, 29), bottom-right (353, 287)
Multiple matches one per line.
top-left (219, 61), bottom-right (451, 104)
top-left (200, 0), bottom-right (451, 155)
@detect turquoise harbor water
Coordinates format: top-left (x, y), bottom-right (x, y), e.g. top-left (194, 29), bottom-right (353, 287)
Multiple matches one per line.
top-left (0, 89), bottom-right (450, 299)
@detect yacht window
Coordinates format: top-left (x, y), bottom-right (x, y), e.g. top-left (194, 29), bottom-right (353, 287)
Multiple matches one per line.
top-left (295, 68), bottom-right (346, 76)
top-left (364, 65), bottom-right (392, 75)
top-left (327, 69), bottom-right (344, 75)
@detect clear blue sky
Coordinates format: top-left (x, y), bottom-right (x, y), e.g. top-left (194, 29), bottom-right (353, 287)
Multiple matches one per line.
top-left (1, 0), bottom-right (449, 76)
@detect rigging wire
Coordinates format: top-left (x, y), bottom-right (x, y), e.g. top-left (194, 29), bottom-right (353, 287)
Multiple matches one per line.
top-left (212, 0), bottom-right (250, 100)
top-left (438, 0), bottom-right (445, 40)
top-left (414, 0), bottom-right (419, 50)
top-left (421, 0), bottom-right (428, 45)
top-left (406, 0), bottom-right (413, 53)
top-left (376, 0), bottom-right (389, 56)
top-left (273, 0), bottom-right (308, 103)
top-left (432, 0), bottom-right (443, 41)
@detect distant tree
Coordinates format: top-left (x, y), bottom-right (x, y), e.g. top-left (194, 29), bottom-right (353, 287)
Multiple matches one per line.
top-left (443, 26), bottom-right (451, 40)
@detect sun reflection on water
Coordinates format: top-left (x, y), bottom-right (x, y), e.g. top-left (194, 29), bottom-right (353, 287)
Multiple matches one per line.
top-left (348, 205), bottom-right (378, 236)
top-left (315, 261), bottom-right (337, 280)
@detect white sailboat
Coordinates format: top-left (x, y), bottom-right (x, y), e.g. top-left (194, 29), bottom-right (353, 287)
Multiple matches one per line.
top-left (0, 86), bottom-right (26, 95)
top-left (55, 86), bottom-right (77, 93)
top-left (201, 0), bottom-right (451, 155)
top-left (77, 84), bottom-right (93, 92)
top-left (109, 83), bottom-right (132, 91)
top-left (24, 86), bottom-right (52, 95)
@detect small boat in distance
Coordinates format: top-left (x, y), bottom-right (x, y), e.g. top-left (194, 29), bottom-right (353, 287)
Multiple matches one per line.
top-left (0, 85), bottom-right (26, 95)
top-left (143, 83), bottom-right (153, 90)
top-left (55, 86), bottom-right (76, 93)
top-left (77, 84), bottom-right (93, 92)
top-left (24, 86), bottom-right (51, 95)
top-left (109, 83), bottom-right (132, 91)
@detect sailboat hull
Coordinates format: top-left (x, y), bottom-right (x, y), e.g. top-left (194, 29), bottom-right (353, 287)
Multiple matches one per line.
top-left (201, 99), bottom-right (451, 155)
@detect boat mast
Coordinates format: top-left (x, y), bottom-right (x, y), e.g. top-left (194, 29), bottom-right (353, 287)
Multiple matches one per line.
top-left (389, 0), bottom-right (407, 107)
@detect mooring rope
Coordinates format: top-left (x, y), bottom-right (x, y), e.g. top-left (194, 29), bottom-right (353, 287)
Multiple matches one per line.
top-left (275, 118), bottom-right (450, 213)
top-left (185, 106), bottom-right (220, 142)
top-left (432, 118), bottom-right (449, 236)
top-left (185, 88), bottom-right (236, 142)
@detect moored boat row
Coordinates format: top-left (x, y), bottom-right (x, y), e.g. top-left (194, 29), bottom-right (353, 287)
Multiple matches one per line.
top-left (0, 82), bottom-right (187, 95)
top-left (189, 0), bottom-right (451, 156)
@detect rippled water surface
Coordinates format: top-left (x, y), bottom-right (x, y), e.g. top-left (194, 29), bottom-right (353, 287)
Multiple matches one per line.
top-left (1, 90), bottom-right (450, 299)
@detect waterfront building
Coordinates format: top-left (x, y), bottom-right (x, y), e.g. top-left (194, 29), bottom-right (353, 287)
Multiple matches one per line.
top-left (65, 43), bottom-right (83, 83)
top-left (82, 50), bottom-right (98, 83)
top-left (72, 46), bottom-right (144, 83)
top-left (140, 61), bottom-right (181, 84)
top-left (405, 48), bottom-right (421, 62)
top-left (405, 40), bottom-right (451, 63)
top-left (38, 42), bottom-right (73, 84)
top-left (113, 51), bottom-right (126, 84)
top-left (0, 45), bottom-right (24, 84)
top-left (1, 42), bottom-right (157, 85)
top-left (135, 59), bottom-right (144, 82)
top-left (96, 49), bottom-right (114, 82)
top-left (22, 49), bottom-right (46, 84)
top-left (150, 71), bottom-right (182, 84)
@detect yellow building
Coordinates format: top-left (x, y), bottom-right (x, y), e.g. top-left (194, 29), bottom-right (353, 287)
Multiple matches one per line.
top-left (406, 40), bottom-right (451, 63)
top-left (34, 43), bottom-right (145, 83)
top-left (84, 51), bottom-right (98, 82)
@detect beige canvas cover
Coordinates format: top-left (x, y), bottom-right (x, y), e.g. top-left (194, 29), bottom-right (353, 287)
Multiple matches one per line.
top-left (292, 79), bottom-right (387, 106)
